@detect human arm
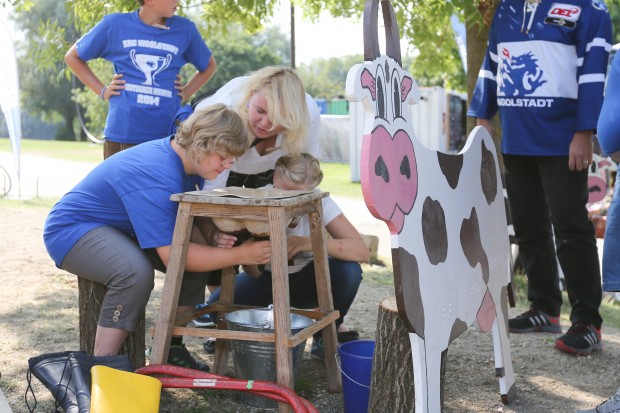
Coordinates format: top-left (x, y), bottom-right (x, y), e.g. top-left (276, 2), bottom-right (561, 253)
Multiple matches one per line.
top-left (476, 118), bottom-right (495, 138)
top-left (568, 130), bottom-right (594, 171)
top-left (65, 45), bottom-right (124, 101)
top-left (598, 52), bottom-right (620, 163)
top-left (287, 214), bottom-right (370, 263)
top-left (176, 55), bottom-right (217, 104)
top-left (155, 239), bottom-right (271, 272)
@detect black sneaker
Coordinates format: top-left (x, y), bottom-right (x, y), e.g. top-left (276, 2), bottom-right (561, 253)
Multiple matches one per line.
top-left (192, 303), bottom-right (216, 328)
top-left (310, 338), bottom-right (324, 360)
top-left (167, 344), bottom-right (210, 372)
top-left (509, 308), bottom-right (561, 333)
top-left (337, 330), bottom-right (360, 343)
top-left (203, 338), bottom-right (216, 354)
top-left (555, 323), bottom-right (603, 356)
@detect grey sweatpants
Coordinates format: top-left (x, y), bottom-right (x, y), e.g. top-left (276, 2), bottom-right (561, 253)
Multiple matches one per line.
top-left (62, 226), bottom-right (209, 331)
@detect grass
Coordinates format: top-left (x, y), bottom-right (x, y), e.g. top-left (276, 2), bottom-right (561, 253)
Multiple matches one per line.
top-left (512, 269), bottom-right (620, 330)
top-left (0, 137), bottom-right (364, 201)
top-left (0, 137), bottom-right (103, 164)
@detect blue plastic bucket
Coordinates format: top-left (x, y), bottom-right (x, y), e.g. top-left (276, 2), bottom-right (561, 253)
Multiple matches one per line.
top-left (338, 340), bottom-right (375, 413)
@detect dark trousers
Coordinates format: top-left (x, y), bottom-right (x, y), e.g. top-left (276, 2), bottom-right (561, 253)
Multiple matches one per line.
top-left (104, 140), bottom-right (138, 159)
top-left (504, 155), bottom-right (602, 328)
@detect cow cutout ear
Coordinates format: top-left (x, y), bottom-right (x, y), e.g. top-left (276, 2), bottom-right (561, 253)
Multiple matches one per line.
top-left (363, 0), bottom-right (402, 66)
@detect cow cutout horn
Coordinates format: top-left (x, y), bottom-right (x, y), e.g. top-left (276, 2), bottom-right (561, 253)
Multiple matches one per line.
top-left (363, 0), bottom-right (402, 66)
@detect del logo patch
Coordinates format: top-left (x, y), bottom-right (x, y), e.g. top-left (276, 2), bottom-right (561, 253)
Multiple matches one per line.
top-left (545, 3), bottom-right (581, 28)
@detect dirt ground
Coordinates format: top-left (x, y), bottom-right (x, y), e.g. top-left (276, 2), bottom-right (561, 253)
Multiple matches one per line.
top-left (1, 205), bottom-right (619, 413)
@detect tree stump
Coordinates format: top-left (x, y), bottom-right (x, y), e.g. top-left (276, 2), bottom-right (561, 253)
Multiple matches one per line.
top-left (78, 278), bottom-right (145, 369)
top-left (368, 296), bottom-right (447, 412)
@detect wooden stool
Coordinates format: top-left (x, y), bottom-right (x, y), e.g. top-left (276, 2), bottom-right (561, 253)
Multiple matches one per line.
top-left (149, 190), bottom-right (342, 412)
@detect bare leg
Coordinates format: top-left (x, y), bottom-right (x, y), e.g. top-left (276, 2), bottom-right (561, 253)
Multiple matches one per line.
top-left (93, 326), bottom-right (129, 356)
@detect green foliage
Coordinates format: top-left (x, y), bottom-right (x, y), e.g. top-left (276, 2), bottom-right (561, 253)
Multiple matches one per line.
top-left (198, 24), bottom-right (287, 94)
top-left (12, 0), bottom-right (82, 140)
top-left (297, 55), bottom-right (363, 99)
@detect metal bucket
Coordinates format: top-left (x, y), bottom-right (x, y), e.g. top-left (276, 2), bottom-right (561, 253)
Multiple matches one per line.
top-left (225, 306), bottom-right (313, 409)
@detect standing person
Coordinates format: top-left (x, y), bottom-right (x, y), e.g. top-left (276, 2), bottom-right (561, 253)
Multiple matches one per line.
top-left (467, 0), bottom-right (612, 355)
top-left (192, 66), bottom-right (321, 292)
top-left (202, 153), bottom-right (368, 359)
top-left (66, 0), bottom-right (217, 159)
top-left (576, 48), bottom-right (620, 413)
top-left (43, 104), bottom-right (271, 371)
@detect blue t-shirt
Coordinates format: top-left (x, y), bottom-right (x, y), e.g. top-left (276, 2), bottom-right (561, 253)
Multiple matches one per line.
top-left (468, 0), bottom-right (612, 156)
top-left (598, 52), bottom-right (620, 155)
top-left (43, 136), bottom-right (204, 267)
top-left (76, 11), bottom-right (212, 144)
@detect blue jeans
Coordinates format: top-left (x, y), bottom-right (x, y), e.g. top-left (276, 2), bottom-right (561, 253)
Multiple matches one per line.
top-left (207, 258), bottom-right (363, 335)
top-left (603, 179), bottom-right (620, 291)
top-left (504, 155), bottom-right (602, 328)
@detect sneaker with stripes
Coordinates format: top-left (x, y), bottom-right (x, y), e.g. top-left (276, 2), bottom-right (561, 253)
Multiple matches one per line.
top-left (508, 308), bottom-right (561, 333)
top-left (576, 386), bottom-right (620, 413)
top-left (555, 322), bottom-right (603, 356)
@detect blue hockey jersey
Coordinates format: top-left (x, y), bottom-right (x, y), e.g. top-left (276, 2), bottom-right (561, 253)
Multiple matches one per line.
top-left (468, 0), bottom-right (612, 156)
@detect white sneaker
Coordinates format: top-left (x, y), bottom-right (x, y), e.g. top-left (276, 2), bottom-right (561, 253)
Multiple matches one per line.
top-left (577, 387), bottom-right (620, 413)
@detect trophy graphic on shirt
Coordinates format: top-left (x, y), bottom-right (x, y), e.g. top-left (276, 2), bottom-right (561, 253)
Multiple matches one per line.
top-left (130, 49), bottom-right (172, 86)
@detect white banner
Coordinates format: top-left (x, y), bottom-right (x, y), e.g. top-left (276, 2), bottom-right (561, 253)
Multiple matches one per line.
top-left (0, 19), bottom-right (21, 194)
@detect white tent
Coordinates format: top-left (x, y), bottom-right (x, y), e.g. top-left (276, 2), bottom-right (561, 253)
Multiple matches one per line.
top-left (0, 20), bottom-right (21, 197)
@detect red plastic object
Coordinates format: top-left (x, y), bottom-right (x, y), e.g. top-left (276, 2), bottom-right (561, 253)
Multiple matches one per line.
top-left (135, 364), bottom-right (318, 413)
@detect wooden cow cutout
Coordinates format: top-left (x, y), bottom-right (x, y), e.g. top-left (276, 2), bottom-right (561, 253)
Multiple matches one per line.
top-left (345, 1), bottom-right (516, 411)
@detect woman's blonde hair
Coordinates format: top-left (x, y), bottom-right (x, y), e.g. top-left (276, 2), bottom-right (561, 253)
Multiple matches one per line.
top-left (175, 103), bottom-right (249, 163)
top-left (274, 153), bottom-right (323, 190)
top-left (236, 66), bottom-right (310, 156)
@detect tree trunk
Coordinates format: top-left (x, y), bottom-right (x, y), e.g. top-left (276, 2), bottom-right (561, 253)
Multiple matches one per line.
top-left (368, 296), bottom-right (447, 413)
top-left (466, 1), bottom-right (504, 170)
top-left (78, 278), bottom-right (146, 369)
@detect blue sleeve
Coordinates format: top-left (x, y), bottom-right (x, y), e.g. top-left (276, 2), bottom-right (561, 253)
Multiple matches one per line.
top-left (575, 1), bottom-right (612, 131)
top-left (598, 53), bottom-right (620, 155)
top-left (467, 21), bottom-right (499, 120)
top-left (75, 14), bottom-right (114, 61)
top-left (183, 21), bottom-right (212, 72)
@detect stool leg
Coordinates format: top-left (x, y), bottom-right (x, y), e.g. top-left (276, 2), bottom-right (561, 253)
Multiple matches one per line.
top-left (269, 207), bottom-right (295, 413)
top-left (309, 203), bottom-right (341, 393)
top-left (151, 203), bottom-right (194, 365)
top-left (213, 266), bottom-right (235, 374)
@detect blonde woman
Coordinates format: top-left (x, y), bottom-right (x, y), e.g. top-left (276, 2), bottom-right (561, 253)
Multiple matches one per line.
top-left (196, 66), bottom-right (320, 190)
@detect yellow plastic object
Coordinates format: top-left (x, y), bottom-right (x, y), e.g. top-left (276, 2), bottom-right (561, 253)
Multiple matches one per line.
top-left (90, 366), bottom-right (162, 413)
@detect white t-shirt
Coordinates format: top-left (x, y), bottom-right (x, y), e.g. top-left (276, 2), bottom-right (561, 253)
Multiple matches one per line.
top-left (265, 192), bottom-right (341, 274)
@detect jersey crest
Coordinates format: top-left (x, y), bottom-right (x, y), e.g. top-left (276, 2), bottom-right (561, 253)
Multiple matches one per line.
top-left (498, 48), bottom-right (547, 96)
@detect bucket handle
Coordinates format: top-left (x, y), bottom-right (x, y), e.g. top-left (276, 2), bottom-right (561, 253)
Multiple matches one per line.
top-left (335, 354), bottom-right (370, 389)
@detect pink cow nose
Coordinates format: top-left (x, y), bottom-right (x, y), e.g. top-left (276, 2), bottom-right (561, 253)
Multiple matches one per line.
top-left (361, 125), bottom-right (417, 234)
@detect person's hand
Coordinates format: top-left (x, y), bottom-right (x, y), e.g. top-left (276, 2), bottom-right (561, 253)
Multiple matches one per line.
top-left (238, 240), bottom-right (271, 265)
top-left (103, 73), bottom-right (125, 100)
top-left (476, 118), bottom-right (494, 137)
top-left (175, 74), bottom-right (186, 103)
top-left (286, 236), bottom-right (311, 259)
top-left (213, 231), bottom-right (237, 248)
top-left (568, 130), bottom-right (594, 171)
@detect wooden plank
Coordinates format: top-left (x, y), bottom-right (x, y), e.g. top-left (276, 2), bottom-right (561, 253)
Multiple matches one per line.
top-left (309, 198), bottom-right (341, 393)
top-left (269, 206), bottom-right (294, 413)
top-left (150, 202), bottom-right (194, 364)
top-left (213, 267), bottom-right (236, 373)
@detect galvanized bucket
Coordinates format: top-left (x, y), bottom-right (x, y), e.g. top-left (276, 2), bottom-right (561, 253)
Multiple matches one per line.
top-left (225, 306), bottom-right (313, 409)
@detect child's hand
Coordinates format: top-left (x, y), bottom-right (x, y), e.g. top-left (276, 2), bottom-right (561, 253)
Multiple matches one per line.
top-left (175, 74), bottom-right (186, 102)
top-left (104, 73), bottom-right (125, 100)
top-left (213, 232), bottom-right (236, 248)
top-left (286, 236), bottom-right (311, 259)
top-left (239, 240), bottom-right (271, 265)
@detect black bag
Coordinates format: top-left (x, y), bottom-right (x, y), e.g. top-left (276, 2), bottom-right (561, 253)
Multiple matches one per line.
top-left (25, 351), bottom-right (133, 413)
